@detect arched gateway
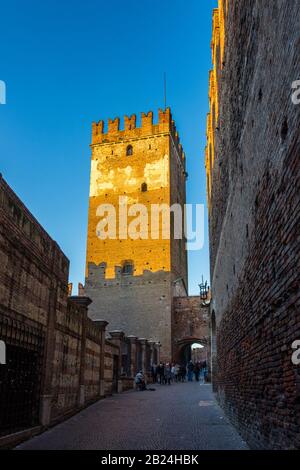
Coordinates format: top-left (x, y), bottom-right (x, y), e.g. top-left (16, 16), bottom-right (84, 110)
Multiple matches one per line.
top-left (175, 336), bottom-right (209, 364)
top-left (172, 296), bottom-right (210, 370)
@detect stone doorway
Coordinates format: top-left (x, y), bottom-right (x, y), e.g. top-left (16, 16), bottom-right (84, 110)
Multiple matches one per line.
top-left (176, 338), bottom-right (208, 366)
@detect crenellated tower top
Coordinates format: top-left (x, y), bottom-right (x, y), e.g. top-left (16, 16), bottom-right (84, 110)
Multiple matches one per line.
top-left (91, 107), bottom-right (185, 162)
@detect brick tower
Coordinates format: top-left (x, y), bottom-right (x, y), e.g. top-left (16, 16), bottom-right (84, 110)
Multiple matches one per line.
top-left (85, 108), bottom-right (188, 360)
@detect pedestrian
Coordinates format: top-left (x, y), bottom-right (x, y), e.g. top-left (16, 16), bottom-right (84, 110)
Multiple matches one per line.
top-left (156, 363), bottom-right (161, 382)
top-left (194, 362), bottom-right (200, 382)
top-left (151, 363), bottom-right (157, 383)
top-left (158, 363), bottom-right (164, 384)
top-left (187, 360), bottom-right (194, 382)
top-left (171, 363), bottom-right (176, 382)
top-left (135, 371), bottom-right (146, 391)
top-left (174, 363), bottom-right (180, 382)
top-left (179, 364), bottom-right (186, 382)
top-left (202, 360), bottom-right (208, 382)
top-left (164, 363), bottom-right (172, 385)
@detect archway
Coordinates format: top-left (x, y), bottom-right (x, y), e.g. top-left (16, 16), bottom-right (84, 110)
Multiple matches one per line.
top-left (172, 296), bottom-right (210, 365)
top-left (191, 342), bottom-right (206, 363)
top-left (180, 343), bottom-right (192, 364)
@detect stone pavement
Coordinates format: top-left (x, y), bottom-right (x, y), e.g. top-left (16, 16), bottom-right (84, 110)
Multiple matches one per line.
top-left (17, 382), bottom-right (248, 450)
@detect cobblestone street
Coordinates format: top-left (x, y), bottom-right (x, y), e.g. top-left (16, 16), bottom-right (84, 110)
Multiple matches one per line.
top-left (18, 382), bottom-right (248, 450)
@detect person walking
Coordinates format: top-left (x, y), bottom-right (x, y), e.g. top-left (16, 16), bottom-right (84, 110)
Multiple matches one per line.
top-left (156, 363), bottom-right (161, 383)
top-left (151, 363), bottom-right (157, 383)
top-left (202, 360), bottom-right (208, 383)
top-left (171, 363), bottom-right (176, 382)
top-left (187, 360), bottom-right (194, 382)
top-left (179, 364), bottom-right (186, 382)
top-left (174, 363), bottom-right (180, 382)
top-left (194, 362), bottom-right (200, 382)
top-left (164, 363), bottom-right (172, 385)
top-left (158, 363), bottom-right (164, 384)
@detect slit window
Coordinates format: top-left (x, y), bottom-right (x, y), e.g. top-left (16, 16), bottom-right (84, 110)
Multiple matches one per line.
top-left (126, 145), bottom-right (133, 156)
top-left (122, 261), bottom-right (134, 275)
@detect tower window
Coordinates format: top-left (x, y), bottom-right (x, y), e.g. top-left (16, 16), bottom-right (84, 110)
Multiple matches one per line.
top-left (141, 182), bottom-right (148, 192)
top-left (126, 145), bottom-right (133, 156)
top-left (122, 261), bottom-right (134, 275)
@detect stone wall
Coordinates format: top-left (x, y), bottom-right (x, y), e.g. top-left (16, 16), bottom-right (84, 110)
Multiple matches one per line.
top-left (0, 176), bottom-right (69, 328)
top-left (48, 297), bottom-right (109, 422)
top-left (51, 298), bottom-right (83, 420)
top-left (206, 1), bottom-right (300, 449)
top-left (0, 176), bottom-right (156, 446)
top-left (104, 339), bottom-right (120, 396)
top-left (86, 267), bottom-right (172, 360)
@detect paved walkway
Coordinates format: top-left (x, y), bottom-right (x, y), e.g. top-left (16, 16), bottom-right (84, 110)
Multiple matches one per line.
top-left (17, 382), bottom-right (248, 450)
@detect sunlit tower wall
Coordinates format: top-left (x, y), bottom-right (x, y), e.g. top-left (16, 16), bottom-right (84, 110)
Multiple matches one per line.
top-left (85, 108), bottom-right (188, 360)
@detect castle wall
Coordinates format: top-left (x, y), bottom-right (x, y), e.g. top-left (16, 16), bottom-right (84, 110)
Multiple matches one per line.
top-left (0, 176), bottom-right (155, 446)
top-left (104, 340), bottom-right (120, 396)
top-left (86, 266), bottom-right (173, 361)
top-left (207, 0), bottom-right (300, 449)
top-left (86, 108), bottom-right (186, 279)
top-left (170, 130), bottom-right (188, 288)
top-left (85, 109), bottom-right (188, 360)
top-left (172, 296), bottom-right (209, 364)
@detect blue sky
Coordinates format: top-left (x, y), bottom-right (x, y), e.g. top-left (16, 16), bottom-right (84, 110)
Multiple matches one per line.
top-left (0, 0), bottom-right (217, 295)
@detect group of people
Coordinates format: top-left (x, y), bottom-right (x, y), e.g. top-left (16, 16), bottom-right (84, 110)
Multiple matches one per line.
top-left (186, 360), bottom-right (208, 382)
top-left (152, 363), bottom-right (186, 385)
top-left (154, 360), bottom-right (208, 384)
top-left (135, 360), bottom-right (208, 391)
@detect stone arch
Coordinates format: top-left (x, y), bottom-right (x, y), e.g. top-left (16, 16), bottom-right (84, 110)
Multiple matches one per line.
top-left (172, 296), bottom-right (210, 367)
top-left (174, 336), bottom-right (209, 365)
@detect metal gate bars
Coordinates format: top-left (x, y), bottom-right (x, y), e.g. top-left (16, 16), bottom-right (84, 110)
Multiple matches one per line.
top-left (0, 311), bottom-right (45, 437)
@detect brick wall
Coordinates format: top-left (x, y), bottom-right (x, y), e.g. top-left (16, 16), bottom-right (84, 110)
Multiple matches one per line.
top-left (85, 108), bottom-right (188, 361)
top-left (0, 176), bottom-right (156, 445)
top-left (104, 340), bottom-right (119, 396)
top-left (207, 1), bottom-right (300, 449)
top-left (51, 298), bottom-right (107, 421)
top-left (216, 152), bottom-right (300, 448)
top-left (173, 296), bottom-right (209, 365)
top-left (51, 299), bottom-right (82, 419)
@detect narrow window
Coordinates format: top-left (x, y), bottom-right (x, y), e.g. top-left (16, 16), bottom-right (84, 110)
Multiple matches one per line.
top-left (141, 182), bottom-right (147, 192)
top-left (126, 145), bottom-right (133, 156)
top-left (122, 261), bottom-right (134, 275)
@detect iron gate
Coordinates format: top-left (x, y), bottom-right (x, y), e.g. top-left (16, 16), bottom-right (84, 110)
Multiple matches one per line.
top-left (0, 311), bottom-right (45, 437)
